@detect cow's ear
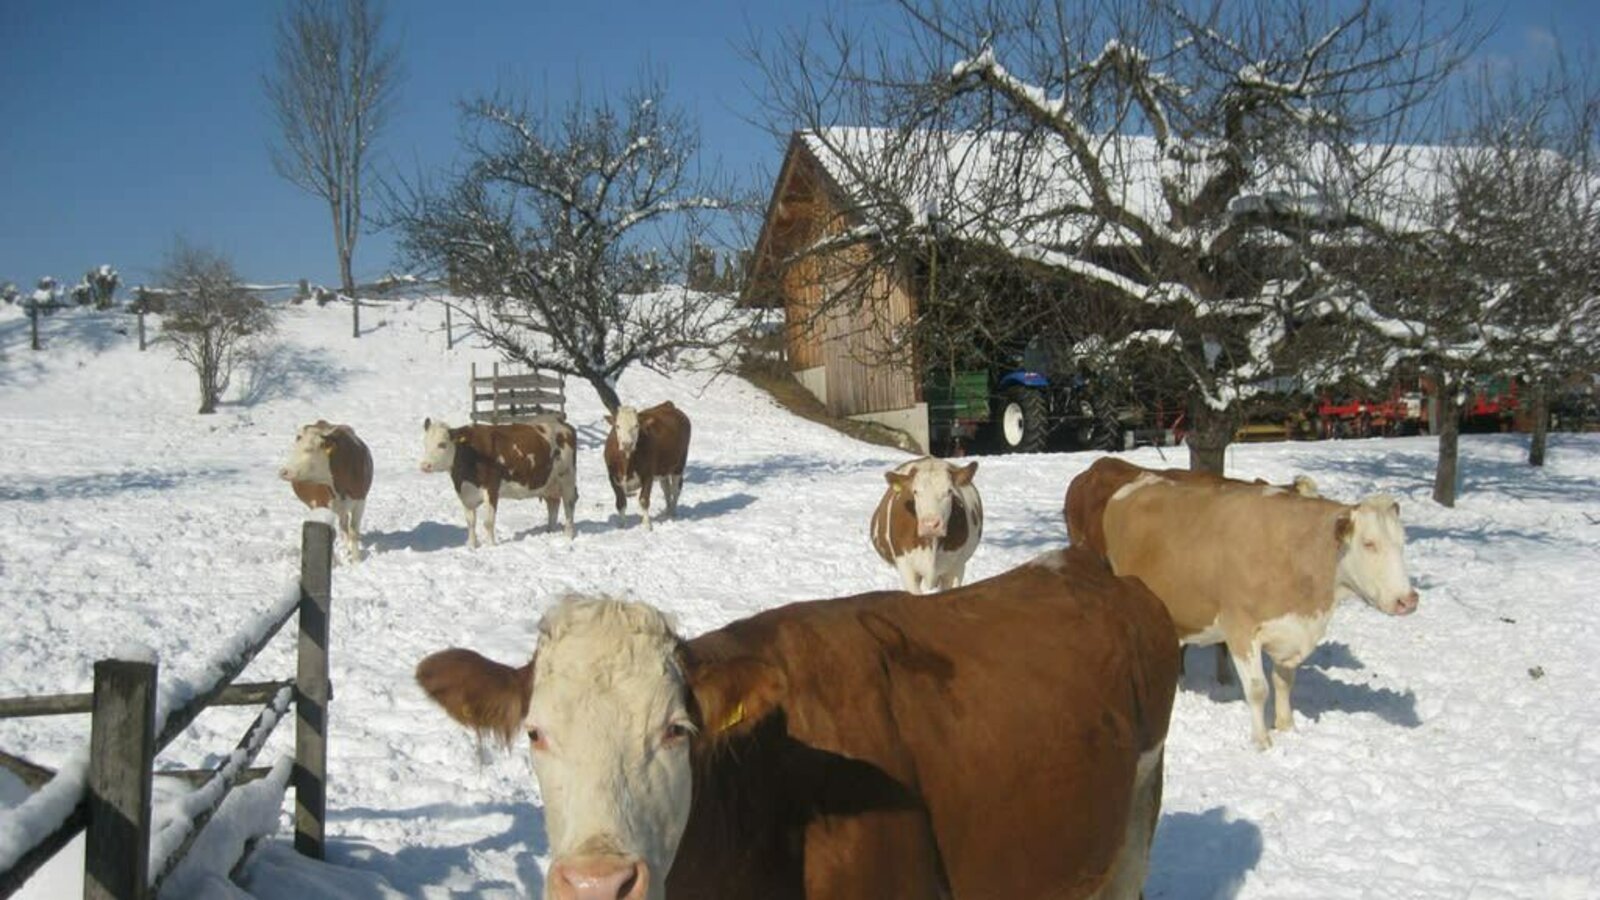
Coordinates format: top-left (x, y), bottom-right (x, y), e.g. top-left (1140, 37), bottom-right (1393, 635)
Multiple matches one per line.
top-left (604, 414), bottom-right (615, 427)
top-left (1334, 512), bottom-right (1354, 545)
top-left (885, 471), bottom-right (912, 494)
top-left (952, 461), bottom-right (978, 487)
top-left (415, 649), bottom-right (534, 748)
top-left (1390, 499), bottom-right (1401, 518)
top-left (321, 435), bottom-right (336, 456)
top-left (684, 652), bottom-right (786, 744)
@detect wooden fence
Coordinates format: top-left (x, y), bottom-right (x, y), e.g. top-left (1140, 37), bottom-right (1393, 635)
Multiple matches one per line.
top-left (0, 521), bottom-right (335, 899)
top-left (470, 361), bottom-right (566, 424)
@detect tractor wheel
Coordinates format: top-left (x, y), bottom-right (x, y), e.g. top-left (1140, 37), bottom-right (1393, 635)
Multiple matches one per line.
top-left (996, 387), bottom-right (1049, 453)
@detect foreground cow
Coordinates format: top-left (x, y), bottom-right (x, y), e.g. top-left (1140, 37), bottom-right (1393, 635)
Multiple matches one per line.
top-left (278, 420), bottom-right (373, 561)
top-left (1097, 470), bottom-right (1418, 748)
top-left (417, 548), bottom-right (1179, 900)
top-left (1064, 457), bottom-right (1317, 683)
top-left (603, 402), bottom-right (691, 530)
top-left (420, 417), bottom-right (577, 547)
top-left (869, 457), bottom-right (983, 593)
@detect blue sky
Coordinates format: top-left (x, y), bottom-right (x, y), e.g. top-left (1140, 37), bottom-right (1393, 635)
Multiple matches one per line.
top-left (1, 1), bottom-right (1594, 289)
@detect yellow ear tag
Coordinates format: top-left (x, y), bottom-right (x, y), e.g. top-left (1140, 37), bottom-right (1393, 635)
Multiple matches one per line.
top-left (323, 445), bottom-right (335, 456)
top-left (717, 701), bottom-right (746, 734)
top-left (455, 434), bottom-right (469, 444)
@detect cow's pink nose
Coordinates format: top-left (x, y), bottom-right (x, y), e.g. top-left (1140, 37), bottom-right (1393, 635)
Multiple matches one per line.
top-left (549, 857), bottom-right (648, 900)
top-left (1396, 590), bottom-right (1420, 615)
top-left (277, 468), bottom-right (293, 481)
top-left (419, 462), bottom-right (432, 473)
top-left (918, 517), bottom-right (946, 537)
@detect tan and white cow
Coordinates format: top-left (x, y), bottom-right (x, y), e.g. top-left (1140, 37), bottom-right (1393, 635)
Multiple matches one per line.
top-left (278, 420), bottom-right (373, 561)
top-left (419, 417), bottom-right (577, 547)
top-left (869, 457), bottom-right (983, 594)
top-left (603, 402), bottom-right (690, 530)
top-left (417, 548), bottom-right (1179, 900)
top-left (1099, 473), bottom-right (1418, 748)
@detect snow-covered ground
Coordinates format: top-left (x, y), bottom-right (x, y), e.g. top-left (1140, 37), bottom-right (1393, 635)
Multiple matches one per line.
top-left (2, 299), bottom-right (1597, 898)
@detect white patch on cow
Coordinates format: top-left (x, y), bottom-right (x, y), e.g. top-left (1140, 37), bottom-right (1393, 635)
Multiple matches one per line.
top-left (1027, 548), bottom-right (1070, 572)
top-left (526, 598), bottom-right (692, 900)
top-left (458, 481), bottom-right (483, 509)
top-left (1110, 472), bottom-right (1165, 503)
top-left (1334, 494), bottom-right (1418, 616)
top-left (1261, 485), bottom-right (1287, 496)
top-left (497, 455), bottom-right (506, 466)
top-left (1256, 607), bottom-right (1334, 669)
top-left (500, 480), bottom-right (537, 501)
top-left (612, 406), bottom-right (641, 455)
top-left (419, 419), bottom-right (457, 474)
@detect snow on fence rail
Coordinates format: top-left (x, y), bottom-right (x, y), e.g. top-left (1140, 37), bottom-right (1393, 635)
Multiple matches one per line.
top-left (0, 520), bottom-right (336, 899)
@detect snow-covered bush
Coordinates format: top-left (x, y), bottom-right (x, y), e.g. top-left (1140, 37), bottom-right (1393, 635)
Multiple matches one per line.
top-left (158, 243), bottom-right (276, 414)
top-left (85, 265), bottom-right (119, 309)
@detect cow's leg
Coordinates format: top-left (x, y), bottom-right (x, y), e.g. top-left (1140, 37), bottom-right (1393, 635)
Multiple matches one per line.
top-left (561, 483), bottom-right (577, 539)
top-left (638, 476), bottom-right (654, 531)
top-left (346, 498), bottom-right (366, 562)
top-left (1270, 661), bottom-right (1298, 733)
top-left (1089, 742), bottom-right (1164, 900)
top-left (1214, 645), bottom-right (1235, 685)
top-left (332, 500), bottom-right (354, 564)
top-left (482, 497), bottom-right (499, 546)
top-left (610, 478), bottom-right (628, 527)
top-left (893, 557), bottom-right (923, 594)
top-left (462, 502), bottom-right (479, 549)
top-left (938, 561), bottom-right (965, 591)
top-left (664, 473), bottom-right (682, 517)
top-left (544, 497), bottom-right (560, 532)
top-left (1228, 633), bottom-right (1272, 749)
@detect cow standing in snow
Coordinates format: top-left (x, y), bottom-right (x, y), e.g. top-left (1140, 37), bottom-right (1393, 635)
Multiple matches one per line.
top-left (870, 457), bottom-right (983, 593)
top-left (420, 417), bottom-right (578, 547)
top-left (603, 402), bottom-right (691, 530)
top-left (279, 420), bottom-right (373, 562)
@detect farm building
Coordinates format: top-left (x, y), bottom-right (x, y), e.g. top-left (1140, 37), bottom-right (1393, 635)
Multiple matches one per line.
top-left (741, 128), bottom-right (1563, 453)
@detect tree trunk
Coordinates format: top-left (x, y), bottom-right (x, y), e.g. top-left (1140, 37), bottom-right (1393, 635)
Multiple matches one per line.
top-left (1186, 400), bottom-right (1231, 475)
top-left (587, 374), bottom-right (622, 415)
top-left (352, 294), bottom-right (360, 339)
top-left (1528, 379), bottom-right (1549, 468)
top-left (339, 246), bottom-right (356, 297)
top-left (1432, 387), bottom-right (1460, 507)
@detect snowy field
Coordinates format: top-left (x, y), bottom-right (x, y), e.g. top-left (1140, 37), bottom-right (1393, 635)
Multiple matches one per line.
top-left (2, 299), bottom-right (1597, 898)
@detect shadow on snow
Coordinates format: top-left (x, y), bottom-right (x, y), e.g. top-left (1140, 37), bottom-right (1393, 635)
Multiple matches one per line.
top-left (0, 465), bottom-right (242, 503)
top-left (1147, 807), bottom-right (1264, 900)
top-left (1184, 641), bottom-right (1421, 730)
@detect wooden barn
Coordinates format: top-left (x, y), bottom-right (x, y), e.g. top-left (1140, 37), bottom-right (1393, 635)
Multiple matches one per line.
top-left (743, 132), bottom-right (933, 450)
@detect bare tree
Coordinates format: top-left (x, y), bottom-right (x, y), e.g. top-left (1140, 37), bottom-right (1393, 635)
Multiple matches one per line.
top-left (749, 0), bottom-right (1478, 471)
top-left (389, 81), bottom-right (746, 413)
top-left (264, 0), bottom-right (400, 334)
top-left (158, 242), bottom-right (275, 414)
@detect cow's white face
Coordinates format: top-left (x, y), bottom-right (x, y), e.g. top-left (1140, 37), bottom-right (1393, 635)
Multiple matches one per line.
top-left (610, 407), bottom-right (641, 454)
top-left (888, 459), bottom-right (978, 539)
top-left (526, 601), bottom-right (693, 900)
top-left (419, 418), bottom-right (455, 474)
top-left (278, 423), bottom-right (333, 485)
top-left (416, 599), bottom-right (783, 900)
top-left (1335, 495), bottom-right (1419, 616)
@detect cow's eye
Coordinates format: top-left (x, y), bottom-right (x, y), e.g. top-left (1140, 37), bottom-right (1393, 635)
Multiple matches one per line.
top-left (527, 727), bottom-right (548, 750)
top-left (663, 722), bottom-right (694, 744)
top-left (1362, 540), bottom-right (1378, 551)
top-left (437, 442), bottom-right (447, 449)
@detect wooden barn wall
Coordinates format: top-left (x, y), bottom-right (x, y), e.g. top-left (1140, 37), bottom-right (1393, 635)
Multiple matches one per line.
top-left (775, 153), bottom-right (919, 418)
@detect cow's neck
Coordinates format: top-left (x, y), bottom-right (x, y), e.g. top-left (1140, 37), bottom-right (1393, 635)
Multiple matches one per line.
top-left (449, 441), bottom-right (480, 489)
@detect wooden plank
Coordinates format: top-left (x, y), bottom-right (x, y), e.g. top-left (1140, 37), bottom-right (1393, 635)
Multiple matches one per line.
top-left (470, 372), bottom-right (564, 390)
top-left (294, 521), bottom-right (333, 861)
top-left (473, 389), bottom-right (565, 406)
top-left (85, 659), bottom-right (156, 900)
top-left (0, 749), bottom-right (53, 790)
top-left (0, 681), bottom-right (292, 720)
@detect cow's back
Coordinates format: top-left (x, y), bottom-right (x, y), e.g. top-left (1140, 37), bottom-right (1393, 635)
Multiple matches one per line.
top-left (673, 548), bottom-right (1178, 897)
top-left (1064, 457), bottom-right (1147, 555)
top-left (324, 426), bottom-right (373, 500)
top-left (1103, 480), bottom-right (1344, 635)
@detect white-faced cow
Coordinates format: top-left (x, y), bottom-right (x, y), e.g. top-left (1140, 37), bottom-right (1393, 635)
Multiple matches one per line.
top-left (419, 417), bottom-right (577, 547)
top-left (1093, 468), bottom-right (1418, 748)
top-left (278, 420), bottom-right (373, 562)
top-left (417, 547), bottom-right (1179, 899)
top-left (603, 402), bottom-right (690, 530)
top-left (869, 457), bottom-right (983, 594)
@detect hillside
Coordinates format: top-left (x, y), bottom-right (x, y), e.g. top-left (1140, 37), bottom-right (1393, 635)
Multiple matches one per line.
top-left (2, 298), bottom-right (1598, 898)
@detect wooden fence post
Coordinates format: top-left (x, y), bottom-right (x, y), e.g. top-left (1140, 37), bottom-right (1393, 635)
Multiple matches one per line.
top-left (293, 521), bottom-right (333, 860)
top-left (136, 309), bottom-right (146, 352)
top-left (29, 303), bottom-right (40, 352)
top-left (351, 295), bottom-right (360, 339)
top-left (445, 305), bottom-right (453, 350)
top-left (84, 659), bottom-right (156, 900)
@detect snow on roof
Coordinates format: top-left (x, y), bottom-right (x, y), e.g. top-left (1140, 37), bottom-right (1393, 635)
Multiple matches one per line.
top-left (800, 127), bottom-right (1458, 250)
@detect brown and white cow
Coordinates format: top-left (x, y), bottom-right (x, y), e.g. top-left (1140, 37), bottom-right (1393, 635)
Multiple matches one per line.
top-left (603, 402), bottom-right (690, 530)
top-left (416, 547), bottom-right (1179, 900)
top-left (278, 420), bottom-right (373, 561)
top-left (1064, 456), bottom-right (1317, 684)
top-left (869, 457), bottom-right (983, 594)
top-left (1094, 468), bottom-right (1418, 749)
top-left (419, 416), bottom-right (577, 547)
